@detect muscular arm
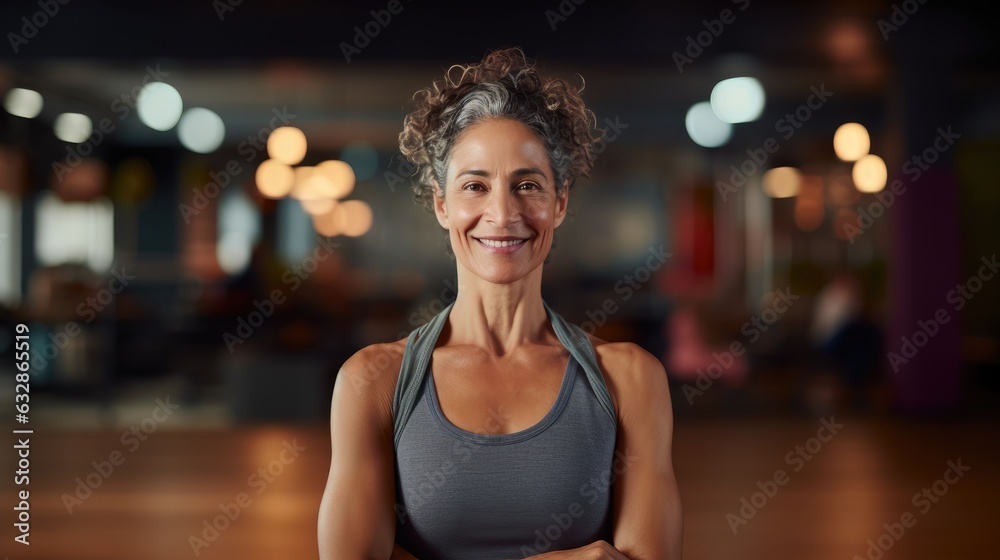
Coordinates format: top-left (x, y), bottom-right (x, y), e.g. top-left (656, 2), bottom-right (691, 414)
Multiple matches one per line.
top-left (318, 343), bottom-right (406, 560)
top-left (599, 342), bottom-right (684, 559)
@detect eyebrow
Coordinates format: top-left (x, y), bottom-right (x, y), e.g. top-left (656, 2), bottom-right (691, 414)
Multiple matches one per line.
top-left (456, 167), bottom-right (549, 180)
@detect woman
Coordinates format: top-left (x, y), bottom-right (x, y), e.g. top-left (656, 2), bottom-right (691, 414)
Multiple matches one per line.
top-left (318, 47), bottom-right (683, 559)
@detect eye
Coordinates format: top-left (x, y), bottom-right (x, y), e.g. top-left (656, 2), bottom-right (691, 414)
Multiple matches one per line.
top-left (516, 182), bottom-right (541, 191)
top-left (462, 182), bottom-right (486, 191)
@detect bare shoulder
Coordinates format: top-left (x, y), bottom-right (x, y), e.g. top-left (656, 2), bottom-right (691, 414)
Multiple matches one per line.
top-left (332, 338), bottom-right (409, 427)
top-left (586, 334), bottom-right (671, 424)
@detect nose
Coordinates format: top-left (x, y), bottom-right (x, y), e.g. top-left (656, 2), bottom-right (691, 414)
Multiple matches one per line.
top-left (485, 187), bottom-right (521, 226)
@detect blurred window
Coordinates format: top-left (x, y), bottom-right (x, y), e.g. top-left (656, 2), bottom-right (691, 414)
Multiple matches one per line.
top-left (276, 197), bottom-right (313, 264)
top-left (34, 191), bottom-right (113, 273)
top-left (216, 187), bottom-right (262, 276)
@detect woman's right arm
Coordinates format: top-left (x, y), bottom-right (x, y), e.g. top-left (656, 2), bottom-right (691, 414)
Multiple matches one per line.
top-left (318, 344), bottom-right (405, 560)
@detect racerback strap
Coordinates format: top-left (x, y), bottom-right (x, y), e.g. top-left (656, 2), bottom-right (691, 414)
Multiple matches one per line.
top-left (391, 300), bottom-right (618, 450)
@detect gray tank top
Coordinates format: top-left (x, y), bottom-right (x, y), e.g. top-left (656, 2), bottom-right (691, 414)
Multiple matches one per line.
top-left (392, 300), bottom-right (618, 559)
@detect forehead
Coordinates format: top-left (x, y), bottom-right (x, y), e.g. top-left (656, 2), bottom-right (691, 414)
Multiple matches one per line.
top-left (447, 119), bottom-right (551, 176)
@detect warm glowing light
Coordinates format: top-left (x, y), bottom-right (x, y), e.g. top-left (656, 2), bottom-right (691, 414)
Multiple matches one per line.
top-left (315, 160), bottom-right (355, 199)
top-left (852, 154), bottom-right (887, 193)
top-left (312, 207), bottom-right (341, 237)
top-left (762, 167), bottom-right (801, 198)
top-left (267, 127), bottom-right (307, 165)
top-left (833, 122), bottom-right (870, 162)
top-left (300, 198), bottom-right (336, 216)
top-left (335, 199), bottom-right (372, 237)
top-left (292, 166), bottom-right (336, 201)
top-left (290, 166), bottom-right (318, 199)
top-left (710, 77), bottom-right (765, 123)
top-left (685, 101), bottom-right (732, 148)
top-left (255, 159), bottom-right (295, 198)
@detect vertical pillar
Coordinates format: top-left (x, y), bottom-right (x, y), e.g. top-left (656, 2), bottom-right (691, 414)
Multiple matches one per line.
top-left (885, 14), bottom-right (962, 412)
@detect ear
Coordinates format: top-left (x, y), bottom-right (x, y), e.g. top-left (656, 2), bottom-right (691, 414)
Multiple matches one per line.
top-left (553, 181), bottom-right (570, 228)
top-left (432, 181), bottom-right (449, 229)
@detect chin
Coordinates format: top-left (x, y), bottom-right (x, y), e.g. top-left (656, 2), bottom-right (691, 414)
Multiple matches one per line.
top-left (468, 260), bottom-right (546, 285)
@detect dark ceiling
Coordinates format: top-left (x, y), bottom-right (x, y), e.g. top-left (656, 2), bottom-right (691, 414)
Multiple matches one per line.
top-left (0, 0), bottom-right (996, 154)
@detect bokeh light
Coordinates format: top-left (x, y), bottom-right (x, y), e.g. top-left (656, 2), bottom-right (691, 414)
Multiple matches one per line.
top-left (3, 88), bottom-right (43, 119)
top-left (315, 160), bottom-right (355, 199)
top-left (267, 126), bottom-right (307, 165)
top-left (136, 82), bottom-right (183, 131)
top-left (312, 206), bottom-right (341, 237)
top-left (335, 199), bottom-right (373, 237)
top-left (762, 167), bottom-right (801, 198)
top-left (178, 108), bottom-right (226, 154)
top-left (686, 101), bottom-right (732, 148)
top-left (710, 77), bottom-right (765, 123)
top-left (852, 154), bottom-right (887, 193)
top-left (255, 159), bottom-right (295, 198)
top-left (833, 122), bottom-right (871, 162)
top-left (300, 198), bottom-right (336, 216)
top-left (53, 113), bottom-right (93, 143)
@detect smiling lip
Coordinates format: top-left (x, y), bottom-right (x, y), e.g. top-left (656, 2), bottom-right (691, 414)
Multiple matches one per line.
top-left (474, 236), bottom-right (530, 254)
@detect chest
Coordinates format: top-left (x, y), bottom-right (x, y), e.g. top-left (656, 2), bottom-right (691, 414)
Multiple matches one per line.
top-left (429, 348), bottom-right (571, 436)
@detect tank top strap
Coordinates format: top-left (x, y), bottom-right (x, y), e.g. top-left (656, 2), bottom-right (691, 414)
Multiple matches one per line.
top-left (393, 301), bottom-right (455, 450)
top-left (542, 300), bottom-right (618, 430)
top-left (391, 299), bottom-right (618, 450)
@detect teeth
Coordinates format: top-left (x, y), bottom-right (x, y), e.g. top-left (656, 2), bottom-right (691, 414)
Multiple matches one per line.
top-left (479, 238), bottom-right (525, 248)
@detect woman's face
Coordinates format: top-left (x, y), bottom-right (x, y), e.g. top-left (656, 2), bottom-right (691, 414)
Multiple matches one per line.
top-left (434, 118), bottom-right (568, 285)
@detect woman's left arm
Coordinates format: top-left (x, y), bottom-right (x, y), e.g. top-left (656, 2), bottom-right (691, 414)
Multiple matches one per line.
top-left (601, 342), bottom-right (683, 559)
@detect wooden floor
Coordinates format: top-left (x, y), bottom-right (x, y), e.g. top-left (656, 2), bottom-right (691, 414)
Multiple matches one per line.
top-left (3, 411), bottom-right (998, 560)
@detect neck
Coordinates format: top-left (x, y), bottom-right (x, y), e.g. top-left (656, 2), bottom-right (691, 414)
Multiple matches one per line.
top-left (446, 264), bottom-right (550, 356)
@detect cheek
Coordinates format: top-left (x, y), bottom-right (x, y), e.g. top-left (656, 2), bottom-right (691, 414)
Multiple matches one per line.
top-left (529, 207), bottom-right (551, 223)
top-left (452, 205), bottom-right (476, 222)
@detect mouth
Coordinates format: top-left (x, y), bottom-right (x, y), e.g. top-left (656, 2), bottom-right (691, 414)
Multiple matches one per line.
top-left (473, 236), bottom-right (530, 253)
